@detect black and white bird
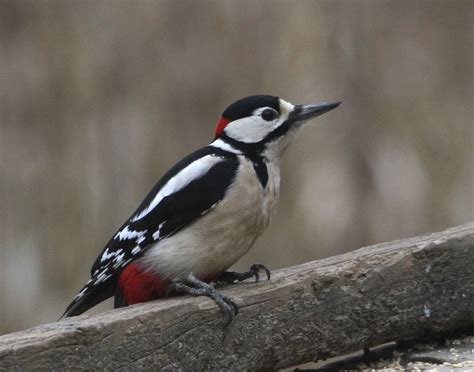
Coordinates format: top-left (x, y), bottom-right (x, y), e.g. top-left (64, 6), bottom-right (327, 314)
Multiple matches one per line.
top-left (61, 95), bottom-right (340, 325)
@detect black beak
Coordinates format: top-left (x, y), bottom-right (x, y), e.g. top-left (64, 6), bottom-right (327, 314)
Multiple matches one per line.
top-left (292, 101), bottom-right (341, 122)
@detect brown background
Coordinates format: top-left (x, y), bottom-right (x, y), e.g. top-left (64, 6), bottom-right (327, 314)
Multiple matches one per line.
top-left (0, 0), bottom-right (472, 335)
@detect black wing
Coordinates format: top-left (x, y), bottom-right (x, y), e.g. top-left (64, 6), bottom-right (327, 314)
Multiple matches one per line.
top-left (60, 146), bottom-right (239, 318)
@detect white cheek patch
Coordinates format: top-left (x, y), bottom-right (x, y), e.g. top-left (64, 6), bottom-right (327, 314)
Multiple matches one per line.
top-left (225, 116), bottom-right (288, 143)
top-left (224, 99), bottom-right (294, 144)
top-left (224, 116), bottom-right (270, 143)
top-left (132, 155), bottom-right (224, 221)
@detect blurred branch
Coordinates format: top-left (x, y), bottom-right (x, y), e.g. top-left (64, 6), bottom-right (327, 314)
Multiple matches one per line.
top-left (0, 223), bottom-right (473, 370)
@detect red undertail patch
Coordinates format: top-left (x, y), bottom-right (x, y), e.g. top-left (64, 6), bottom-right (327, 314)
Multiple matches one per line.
top-left (118, 264), bottom-right (170, 305)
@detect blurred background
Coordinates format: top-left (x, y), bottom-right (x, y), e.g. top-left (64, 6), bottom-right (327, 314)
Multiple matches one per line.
top-left (0, 0), bottom-right (472, 335)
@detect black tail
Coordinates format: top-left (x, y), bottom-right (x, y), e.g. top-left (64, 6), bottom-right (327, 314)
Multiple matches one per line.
top-left (59, 279), bottom-right (116, 319)
top-left (113, 286), bottom-right (128, 309)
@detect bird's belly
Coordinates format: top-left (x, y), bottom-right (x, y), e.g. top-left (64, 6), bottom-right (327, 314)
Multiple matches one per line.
top-left (138, 159), bottom-right (280, 280)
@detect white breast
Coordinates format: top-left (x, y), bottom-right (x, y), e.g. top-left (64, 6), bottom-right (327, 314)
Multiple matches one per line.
top-left (138, 156), bottom-right (281, 280)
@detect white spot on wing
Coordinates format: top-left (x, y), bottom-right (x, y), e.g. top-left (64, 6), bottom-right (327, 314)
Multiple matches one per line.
top-left (100, 248), bottom-right (122, 263)
top-left (114, 225), bottom-right (147, 241)
top-left (94, 270), bottom-right (112, 284)
top-left (96, 271), bottom-right (107, 281)
top-left (201, 202), bottom-right (217, 215)
top-left (122, 258), bottom-right (132, 267)
top-left (153, 221), bottom-right (166, 241)
top-left (131, 246), bottom-right (141, 255)
top-left (75, 285), bottom-right (89, 299)
top-left (112, 252), bottom-right (126, 269)
top-left (131, 155), bottom-right (224, 222)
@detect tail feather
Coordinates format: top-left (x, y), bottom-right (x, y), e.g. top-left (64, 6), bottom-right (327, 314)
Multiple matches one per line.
top-left (114, 286), bottom-right (128, 309)
top-left (59, 280), bottom-right (115, 319)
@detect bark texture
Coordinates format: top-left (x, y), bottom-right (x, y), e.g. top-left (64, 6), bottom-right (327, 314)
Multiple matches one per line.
top-left (0, 223), bottom-right (473, 370)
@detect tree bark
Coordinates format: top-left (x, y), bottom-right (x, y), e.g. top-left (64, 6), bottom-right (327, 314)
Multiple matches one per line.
top-left (1, 223), bottom-right (473, 370)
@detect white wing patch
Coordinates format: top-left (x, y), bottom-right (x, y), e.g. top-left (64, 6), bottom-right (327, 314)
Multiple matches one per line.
top-left (131, 155), bottom-right (225, 222)
top-left (211, 138), bottom-right (242, 154)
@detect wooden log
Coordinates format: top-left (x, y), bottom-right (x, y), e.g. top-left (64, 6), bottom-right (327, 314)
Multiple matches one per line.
top-left (1, 223), bottom-right (473, 370)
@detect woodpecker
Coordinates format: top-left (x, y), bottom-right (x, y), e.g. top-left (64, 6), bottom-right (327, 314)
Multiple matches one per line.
top-left (61, 95), bottom-right (340, 325)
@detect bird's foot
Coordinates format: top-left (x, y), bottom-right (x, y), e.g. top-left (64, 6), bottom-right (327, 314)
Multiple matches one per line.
top-left (215, 263), bottom-right (271, 285)
top-left (166, 273), bottom-right (238, 327)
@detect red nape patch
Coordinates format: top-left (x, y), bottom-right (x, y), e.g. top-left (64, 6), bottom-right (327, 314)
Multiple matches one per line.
top-left (214, 116), bottom-right (231, 138)
top-left (118, 264), bottom-right (170, 305)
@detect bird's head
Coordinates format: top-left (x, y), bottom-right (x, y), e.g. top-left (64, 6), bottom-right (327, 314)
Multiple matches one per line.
top-left (213, 95), bottom-right (340, 156)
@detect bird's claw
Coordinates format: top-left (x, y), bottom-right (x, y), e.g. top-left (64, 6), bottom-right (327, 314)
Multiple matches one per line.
top-left (216, 263), bottom-right (271, 284)
top-left (249, 263), bottom-right (271, 283)
top-left (218, 293), bottom-right (238, 327)
top-left (166, 274), bottom-right (239, 327)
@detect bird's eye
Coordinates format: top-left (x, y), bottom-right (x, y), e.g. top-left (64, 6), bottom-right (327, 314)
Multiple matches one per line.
top-left (261, 109), bottom-right (278, 121)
